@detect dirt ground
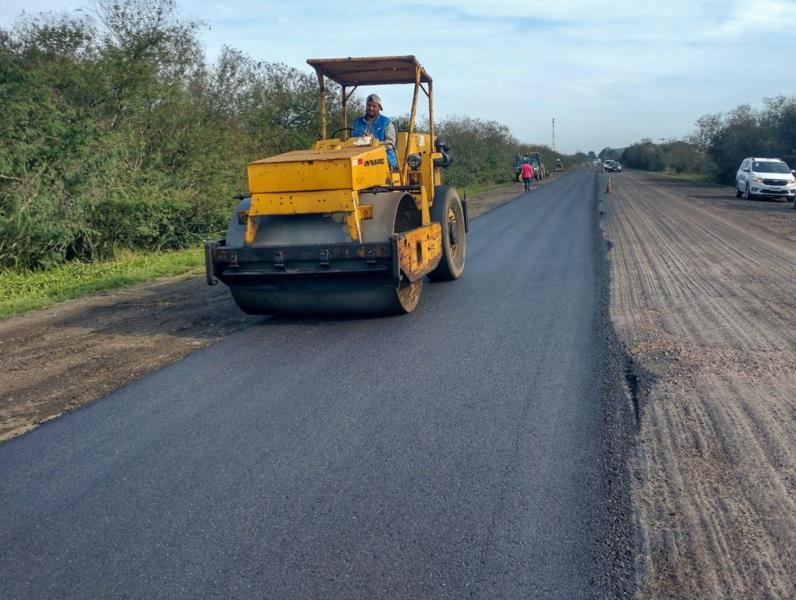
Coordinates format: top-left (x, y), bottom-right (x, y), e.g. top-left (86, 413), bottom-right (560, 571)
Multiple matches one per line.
top-left (602, 169), bottom-right (796, 599)
top-left (0, 178), bottom-right (560, 443)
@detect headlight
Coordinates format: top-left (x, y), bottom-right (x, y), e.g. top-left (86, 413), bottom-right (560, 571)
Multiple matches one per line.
top-left (752, 176), bottom-right (764, 183)
top-left (407, 153), bottom-right (422, 170)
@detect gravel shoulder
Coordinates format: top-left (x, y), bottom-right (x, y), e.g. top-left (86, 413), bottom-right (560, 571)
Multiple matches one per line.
top-left (0, 179), bottom-right (560, 443)
top-left (602, 169), bottom-right (796, 599)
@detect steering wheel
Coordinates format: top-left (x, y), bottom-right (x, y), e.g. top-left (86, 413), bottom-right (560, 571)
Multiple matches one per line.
top-left (330, 127), bottom-right (354, 138)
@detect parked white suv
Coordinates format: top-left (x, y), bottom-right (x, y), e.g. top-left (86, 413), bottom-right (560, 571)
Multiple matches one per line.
top-left (735, 157), bottom-right (796, 200)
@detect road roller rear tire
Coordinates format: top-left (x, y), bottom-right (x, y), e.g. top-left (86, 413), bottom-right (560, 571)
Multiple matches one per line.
top-left (428, 186), bottom-right (466, 281)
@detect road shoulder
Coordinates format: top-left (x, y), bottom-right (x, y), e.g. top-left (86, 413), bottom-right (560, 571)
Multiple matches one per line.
top-left (603, 169), bottom-right (796, 598)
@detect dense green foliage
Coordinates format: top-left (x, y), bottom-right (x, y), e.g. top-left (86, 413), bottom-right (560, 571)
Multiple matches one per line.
top-left (0, 1), bottom-right (342, 270)
top-left (436, 117), bottom-right (519, 187)
top-left (693, 96), bottom-right (796, 183)
top-left (618, 96), bottom-right (796, 184)
top-left (1, 1), bottom-right (584, 272)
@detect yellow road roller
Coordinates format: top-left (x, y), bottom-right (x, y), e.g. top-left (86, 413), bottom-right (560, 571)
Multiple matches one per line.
top-left (205, 55), bottom-right (467, 315)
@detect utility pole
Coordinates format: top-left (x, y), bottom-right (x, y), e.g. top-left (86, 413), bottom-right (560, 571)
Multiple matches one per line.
top-left (552, 118), bottom-right (556, 151)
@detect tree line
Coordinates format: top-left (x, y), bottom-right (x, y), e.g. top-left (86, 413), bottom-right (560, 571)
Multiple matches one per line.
top-left (600, 96), bottom-right (796, 184)
top-left (0, 0), bottom-right (583, 271)
top-left (0, 0), bottom-right (341, 270)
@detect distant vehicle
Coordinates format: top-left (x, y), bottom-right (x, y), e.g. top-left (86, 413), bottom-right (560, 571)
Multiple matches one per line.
top-left (554, 158), bottom-right (563, 172)
top-left (604, 160), bottom-right (622, 173)
top-left (530, 152), bottom-right (548, 180)
top-left (514, 155), bottom-right (531, 182)
top-left (735, 157), bottom-right (796, 200)
top-left (514, 153), bottom-right (547, 182)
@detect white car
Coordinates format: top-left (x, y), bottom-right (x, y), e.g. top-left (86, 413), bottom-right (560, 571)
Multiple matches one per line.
top-left (735, 157), bottom-right (796, 200)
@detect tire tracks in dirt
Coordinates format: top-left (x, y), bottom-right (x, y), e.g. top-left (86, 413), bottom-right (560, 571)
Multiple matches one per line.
top-left (602, 170), bottom-right (796, 599)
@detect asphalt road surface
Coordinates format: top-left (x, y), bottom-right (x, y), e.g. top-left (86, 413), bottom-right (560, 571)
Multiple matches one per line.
top-left (1, 170), bottom-right (623, 599)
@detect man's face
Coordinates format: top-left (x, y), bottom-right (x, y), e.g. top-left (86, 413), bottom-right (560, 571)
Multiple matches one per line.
top-left (366, 100), bottom-right (380, 118)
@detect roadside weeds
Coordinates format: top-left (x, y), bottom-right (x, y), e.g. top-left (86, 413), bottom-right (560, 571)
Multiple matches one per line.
top-left (0, 248), bottom-right (204, 320)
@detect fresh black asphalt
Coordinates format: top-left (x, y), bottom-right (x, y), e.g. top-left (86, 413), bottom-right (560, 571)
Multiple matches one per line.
top-left (0, 169), bottom-right (632, 598)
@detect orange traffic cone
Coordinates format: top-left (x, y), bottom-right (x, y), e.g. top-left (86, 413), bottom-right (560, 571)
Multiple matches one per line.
top-left (605, 176), bottom-right (612, 193)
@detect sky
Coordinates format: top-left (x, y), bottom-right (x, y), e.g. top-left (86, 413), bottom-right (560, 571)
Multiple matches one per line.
top-left (2, 0), bottom-right (796, 154)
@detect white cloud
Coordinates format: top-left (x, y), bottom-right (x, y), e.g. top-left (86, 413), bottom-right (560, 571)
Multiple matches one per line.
top-left (707, 0), bottom-right (796, 37)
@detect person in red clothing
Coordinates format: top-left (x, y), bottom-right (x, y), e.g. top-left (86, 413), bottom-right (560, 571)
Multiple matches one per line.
top-left (521, 161), bottom-right (535, 192)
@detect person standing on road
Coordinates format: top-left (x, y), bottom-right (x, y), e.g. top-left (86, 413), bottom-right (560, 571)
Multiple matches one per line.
top-left (521, 161), bottom-right (535, 192)
top-left (351, 93), bottom-right (398, 169)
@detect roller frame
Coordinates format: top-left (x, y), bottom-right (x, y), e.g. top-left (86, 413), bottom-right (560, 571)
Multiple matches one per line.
top-left (206, 239), bottom-right (398, 286)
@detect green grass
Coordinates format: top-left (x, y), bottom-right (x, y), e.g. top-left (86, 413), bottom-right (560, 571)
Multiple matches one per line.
top-left (0, 247), bottom-right (205, 319)
top-left (657, 169), bottom-right (716, 184)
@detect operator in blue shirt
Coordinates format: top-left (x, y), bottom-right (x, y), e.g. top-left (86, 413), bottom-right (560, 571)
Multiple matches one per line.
top-left (351, 94), bottom-right (398, 169)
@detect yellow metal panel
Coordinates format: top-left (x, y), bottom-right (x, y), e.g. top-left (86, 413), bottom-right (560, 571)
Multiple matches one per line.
top-left (249, 190), bottom-right (357, 215)
top-left (248, 158), bottom-right (350, 193)
top-left (396, 132), bottom-right (436, 217)
top-left (419, 186), bottom-right (430, 225)
top-left (244, 213), bottom-right (259, 246)
top-left (397, 223), bottom-right (442, 282)
top-left (350, 147), bottom-right (392, 190)
top-left (396, 132), bottom-right (426, 164)
top-left (345, 212), bottom-right (362, 242)
top-left (247, 146), bottom-right (391, 193)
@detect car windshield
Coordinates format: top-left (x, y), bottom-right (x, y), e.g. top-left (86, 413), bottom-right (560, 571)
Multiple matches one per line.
top-left (752, 161), bottom-right (790, 173)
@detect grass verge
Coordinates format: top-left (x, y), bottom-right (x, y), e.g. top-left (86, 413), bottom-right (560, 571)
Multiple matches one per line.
top-left (656, 169), bottom-right (717, 184)
top-left (0, 247), bottom-right (204, 319)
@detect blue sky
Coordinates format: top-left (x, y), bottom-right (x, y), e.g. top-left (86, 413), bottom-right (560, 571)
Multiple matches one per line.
top-left (3, 0), bottom-right (796, 154)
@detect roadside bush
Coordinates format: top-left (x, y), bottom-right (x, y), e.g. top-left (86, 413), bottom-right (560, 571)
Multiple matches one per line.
top-left (623, 140), bottom-right (665, 171)
top-left (437, 116), bottom-right (519, 187)
top-left (0, 2), bottom-right (334, 271)
top-left (86, 197), bottom-right (219, 256)
top-left (624, 96), bottom-right (796, 184)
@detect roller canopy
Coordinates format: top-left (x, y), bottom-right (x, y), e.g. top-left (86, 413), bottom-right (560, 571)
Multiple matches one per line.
top-left (306, 55), bottom-right (432, 86)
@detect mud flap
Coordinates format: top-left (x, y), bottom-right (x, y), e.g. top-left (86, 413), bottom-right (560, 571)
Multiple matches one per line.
top-left (205, 240), bottom-right (219, 285)
top-left (392, 223), bottom-right (443, 283)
